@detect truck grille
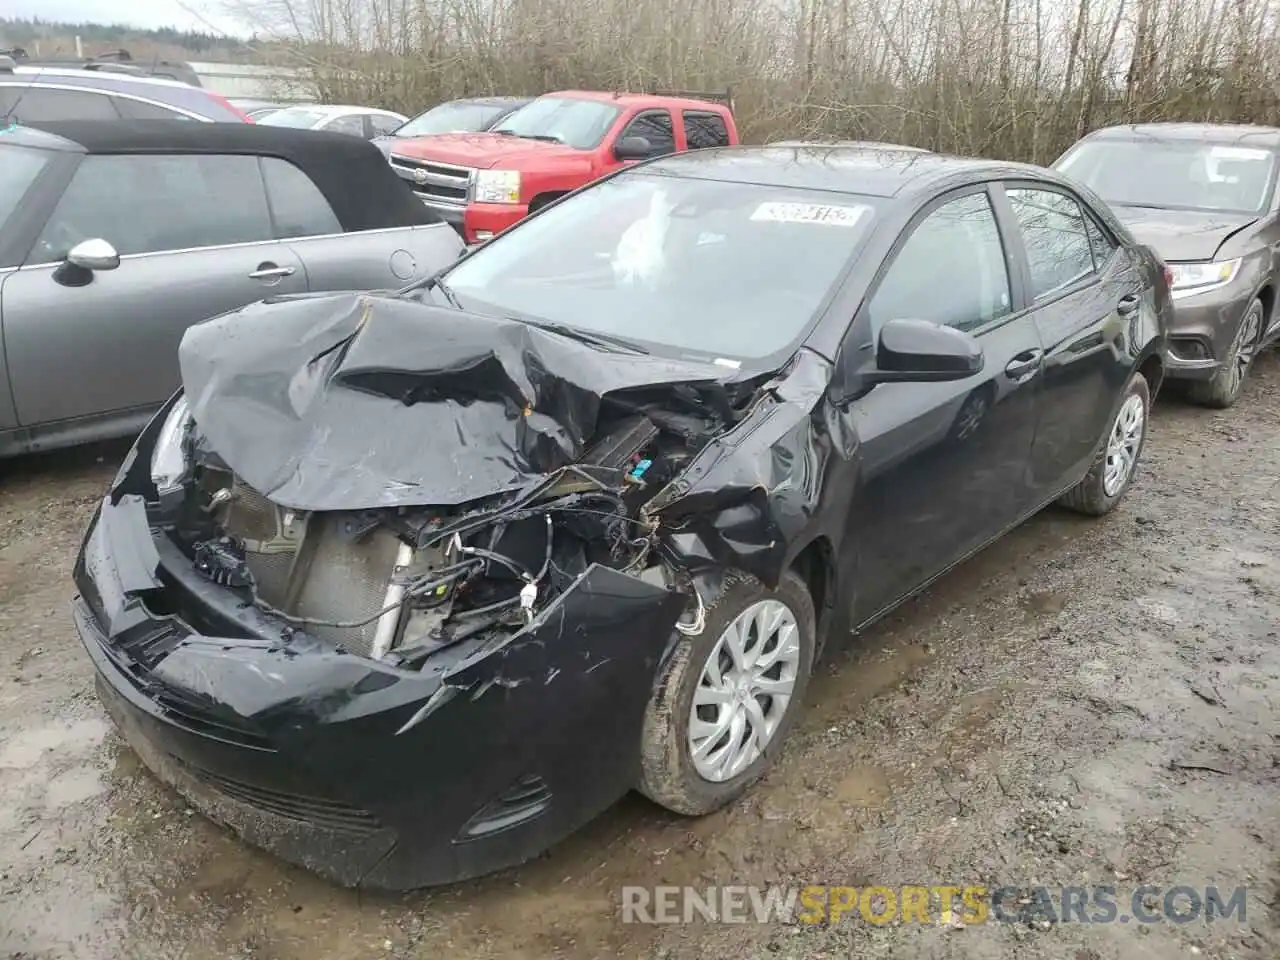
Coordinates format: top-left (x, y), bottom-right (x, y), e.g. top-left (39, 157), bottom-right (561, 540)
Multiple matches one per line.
top-left (388, 154), bottom-right (472, 207)
top-left (216, 478), bottom-right (402, 658)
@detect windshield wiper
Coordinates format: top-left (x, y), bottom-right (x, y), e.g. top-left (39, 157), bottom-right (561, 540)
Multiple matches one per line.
top-left (490, 129), bottom-right (562, 144)
top-left (518, 317), bottom-right (650, 355)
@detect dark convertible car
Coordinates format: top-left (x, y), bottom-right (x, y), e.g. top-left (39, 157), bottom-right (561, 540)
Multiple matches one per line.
top-left (73, 144), bottom-right (1171, 890)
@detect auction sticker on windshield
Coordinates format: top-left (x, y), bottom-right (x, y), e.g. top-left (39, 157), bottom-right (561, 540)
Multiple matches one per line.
top-left (751, 201), bottom-right (870, 226)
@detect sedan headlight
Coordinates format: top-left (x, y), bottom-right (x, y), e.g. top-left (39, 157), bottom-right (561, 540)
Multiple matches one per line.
top-left (1167, 258), bottom-right (1242, 299)
top-left (473, 169), bottom-right (521, 204)
top-left (150, 395), bottom-right (192, 495)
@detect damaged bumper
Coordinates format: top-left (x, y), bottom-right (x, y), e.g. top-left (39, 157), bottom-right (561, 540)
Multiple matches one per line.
top-left (74, 495), bottom-right (684, 890)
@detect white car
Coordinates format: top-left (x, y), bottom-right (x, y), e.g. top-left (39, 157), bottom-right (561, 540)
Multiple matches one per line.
top-left (258, 103), bottom-right (409, 140)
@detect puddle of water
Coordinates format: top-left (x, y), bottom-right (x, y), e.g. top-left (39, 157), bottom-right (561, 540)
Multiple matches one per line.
top-left (832, 765), bottom-right (890, 807)
top-left (0, 717), bottom-right (109, 770)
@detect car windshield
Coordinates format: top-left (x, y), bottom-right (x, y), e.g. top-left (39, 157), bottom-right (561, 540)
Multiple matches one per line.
top-left (444, 172), bottom-right (878, 361)
top-left (1056, 138), bottom-right (1278, 214)
top-left (258, 108), bottom-right (326, 129)
top-left (0, 144), bottom-right (50, 233)
top-left (490, 97), bottom-right (621, 149)
top-left (394, 101), bottom-right (511, 136)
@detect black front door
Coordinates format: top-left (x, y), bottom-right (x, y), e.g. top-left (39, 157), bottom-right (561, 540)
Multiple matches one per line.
top-left (843, 186), bottom-right (1045, 625)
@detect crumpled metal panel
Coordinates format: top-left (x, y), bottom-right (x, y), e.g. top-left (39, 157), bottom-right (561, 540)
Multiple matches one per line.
top-left (178, 291), bottom-right (731, 512)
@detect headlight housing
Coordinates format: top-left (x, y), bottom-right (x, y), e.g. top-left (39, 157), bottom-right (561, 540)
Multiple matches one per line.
top-left (150, 395), bottom-right (192, 496)
top-left (1167, 258), bottom-right (1242, 300)
top-left (473, 169), bottom-right (521, 205)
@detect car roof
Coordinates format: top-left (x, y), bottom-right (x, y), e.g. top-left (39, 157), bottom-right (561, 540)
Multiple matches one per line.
top-left (10, 64), bottom-right (199, 92)
top-left (545, 89), bottom-right (731, 111)
top-left (14, 119), bottom-right (445, 234)
top-left (641, 144), bottom-right (1048, 198)
top-left (469, 96), bottom-right (532, 106)
top-left (277, 103), bottom-right (403, 117)
top-left (1082, 122), bottom-right (1280, 147)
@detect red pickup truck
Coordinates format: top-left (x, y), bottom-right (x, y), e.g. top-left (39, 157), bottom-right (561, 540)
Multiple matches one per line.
top-left (385, 89), bottom-right (739, 243)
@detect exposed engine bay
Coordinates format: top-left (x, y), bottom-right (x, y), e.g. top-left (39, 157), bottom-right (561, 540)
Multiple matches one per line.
top-left (169, 390), bottom-right (736, 666)
top-left (137, 289), bottom-right (826, 669)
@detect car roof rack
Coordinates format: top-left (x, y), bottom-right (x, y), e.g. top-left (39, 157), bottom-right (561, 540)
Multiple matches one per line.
top-left (644, 87), bottom-right (735, 110)
top-left (0, 46), bottom-right (202, 86)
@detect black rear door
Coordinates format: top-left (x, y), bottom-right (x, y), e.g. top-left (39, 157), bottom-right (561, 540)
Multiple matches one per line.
top-left (999, 181), bottom-right (1147, 496)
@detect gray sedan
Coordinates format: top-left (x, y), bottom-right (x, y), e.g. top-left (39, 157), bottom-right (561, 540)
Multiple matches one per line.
top-left (0, 120), bottom-right (463, 457)
top-left (1053, 123), bottom-right (1280, 407)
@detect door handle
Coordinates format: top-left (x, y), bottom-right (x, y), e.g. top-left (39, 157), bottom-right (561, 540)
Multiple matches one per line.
top-left (1004, 349), bottom-right (1044, 381)
top-left (249, 263), bottom-right (295, 280)
top-left (1116, 293), bottom-right (1141, 317)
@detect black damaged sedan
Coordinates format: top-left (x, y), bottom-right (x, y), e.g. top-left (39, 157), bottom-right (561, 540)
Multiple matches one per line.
top-left (74, 145), bottom-right (1171, 889)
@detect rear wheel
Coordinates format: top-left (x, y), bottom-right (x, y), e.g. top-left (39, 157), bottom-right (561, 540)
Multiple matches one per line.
top-left (1188, 297), bottom-right (1264, 409)
top-left (1058, 371), bottom-right (1150, 516)
top-left (638, 570), bottom-right (815, 815)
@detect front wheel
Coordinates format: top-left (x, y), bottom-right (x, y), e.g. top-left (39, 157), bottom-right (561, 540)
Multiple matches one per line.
top-left (637, 570), bottom-right (815, 815)
top-left (1188, 297), bottom-right (1264, 409)
top-left (1058, 370), bottom-right (1151, 516)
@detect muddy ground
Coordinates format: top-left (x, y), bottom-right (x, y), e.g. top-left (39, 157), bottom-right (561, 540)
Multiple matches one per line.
top-left (2, 358), bottom-right (1278, 960)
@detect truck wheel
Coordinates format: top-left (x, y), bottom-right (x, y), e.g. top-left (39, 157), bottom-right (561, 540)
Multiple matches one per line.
top-left (638, 569), bottom-right (815, 815)
top-left (1188, 297), bottom-right (1264, 409)
top-left (1058, 371), bottom-right (1150, 516)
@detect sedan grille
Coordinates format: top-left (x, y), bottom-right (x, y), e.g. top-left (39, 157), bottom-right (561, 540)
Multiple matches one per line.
top-left (388, 154), bottom-right (472, 206)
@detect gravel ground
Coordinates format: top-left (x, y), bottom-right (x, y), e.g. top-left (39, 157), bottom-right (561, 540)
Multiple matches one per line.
top-left (1, 356), bottom-right (1278, 960)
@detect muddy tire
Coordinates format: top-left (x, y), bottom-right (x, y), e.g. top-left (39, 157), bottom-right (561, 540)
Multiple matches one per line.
top-left (637, 569), bottom-right (815, 816)
top-left (1188, 298), bottom-right (1265, 409)
top-left (1058, 371), bottom-right (1151, 516)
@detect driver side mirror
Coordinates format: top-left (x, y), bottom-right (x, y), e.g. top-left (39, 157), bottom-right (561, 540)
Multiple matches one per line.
top-left (53, 238), bottom-right (120, 288)
top-left (614, 136), bottom-right (655, 162)
top-left (833, 318), bottom-right (983, 403)
top-left (67, 238), bottom-right (120, 272)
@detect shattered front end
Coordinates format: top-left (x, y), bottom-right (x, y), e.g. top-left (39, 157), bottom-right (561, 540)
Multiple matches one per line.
top-left (72, 292), bottom-right (797, 889)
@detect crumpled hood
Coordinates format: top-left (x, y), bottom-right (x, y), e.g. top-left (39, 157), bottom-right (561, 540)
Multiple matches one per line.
top-left (386, 133), bottom-right (586, 170)
top-left (177, 292), bottom-right (729, 512)
top-left (1110, 204), bottom-right (1258, 261)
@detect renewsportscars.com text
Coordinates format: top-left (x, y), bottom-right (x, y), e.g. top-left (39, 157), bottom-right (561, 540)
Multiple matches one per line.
top-left (620, 884), bottom-right (1248, 925)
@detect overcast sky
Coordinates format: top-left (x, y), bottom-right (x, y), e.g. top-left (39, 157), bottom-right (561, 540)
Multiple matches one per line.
top-left (6, 0), bottom-right (246, 35)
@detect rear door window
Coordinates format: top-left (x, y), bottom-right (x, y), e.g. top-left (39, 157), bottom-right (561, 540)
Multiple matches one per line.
top-left (682, 111), bottom-right (731, 149)
top-left (0, 85), bottom-right (122, 121)
top-left (31, 153), bottom-right (273, 262)
top-left (261, 157), bottom-right (343, 238)
top-left (369, 114), bottom-right (401, 136)
top-left (324, 114), bottom-right (366, 137)
top-left (1007, 187), bottom-right (1098, 300)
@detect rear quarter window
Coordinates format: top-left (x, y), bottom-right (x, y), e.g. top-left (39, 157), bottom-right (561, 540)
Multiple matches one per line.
top-left (0, 145), bottom-right (51, 233)
top-left (261, 157), bottom-right (343, 238)
top-left (114, 96), bottom-right (194, 120)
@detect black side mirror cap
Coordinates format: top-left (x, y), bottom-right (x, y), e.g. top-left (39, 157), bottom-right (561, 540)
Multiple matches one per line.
top-left (831, 318), bottom-right (984, 403)
top-left (873, 318), bottom-right (984, 380)
top-left (614, 136), bottom-right (654, 161)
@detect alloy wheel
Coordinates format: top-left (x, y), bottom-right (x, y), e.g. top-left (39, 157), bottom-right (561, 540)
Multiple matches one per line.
top-left (1227, 301), bottom-right (1263, 398)
top-left (688, 599), bottom-right (801, 782)
top-left (1103, 393), bottom-right (1145, 497)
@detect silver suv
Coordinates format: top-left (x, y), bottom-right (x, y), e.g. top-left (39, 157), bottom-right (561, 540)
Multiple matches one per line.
top-left (0, 60), bottom-right (249, 122)
top-left (0, 121), bottom-right (463, 456)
